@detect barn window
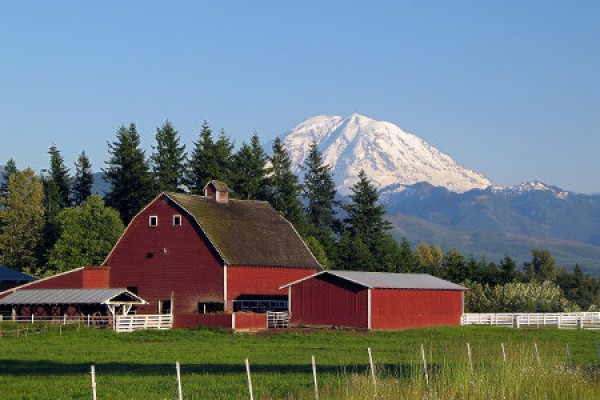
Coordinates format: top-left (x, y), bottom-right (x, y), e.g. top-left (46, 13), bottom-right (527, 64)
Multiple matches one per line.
top-left (198, 302), bottom-right (224, 314)
top-left (173, 215), bottom-right (182, 226)
top-left (149, 216), bottom-right (158, 227)
top-left (160, 300), bottom-right (171, 314)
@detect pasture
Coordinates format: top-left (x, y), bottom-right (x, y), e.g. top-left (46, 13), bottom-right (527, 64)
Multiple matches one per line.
top-left (0, 323), bottom-right (599, 399)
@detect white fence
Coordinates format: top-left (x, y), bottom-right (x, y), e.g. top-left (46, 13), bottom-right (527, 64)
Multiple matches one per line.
top-left (2, 314), bottom-right (112, 329)
top-left (267, 311), bottom-right (289, 329)
top-left (462, 312), bottom-right (600, 330)
top-left (115, 314), bottom-right (173, 333)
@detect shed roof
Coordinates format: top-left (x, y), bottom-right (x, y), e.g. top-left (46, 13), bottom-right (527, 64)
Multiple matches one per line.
top-left (164, 192), bottom-right (322, 269)
top-left (281, 270), bottom-right (467, 291)
top-left (0, 266), bottom-right (36, 282)
top-left (0, 288), bottom-right (145, 305)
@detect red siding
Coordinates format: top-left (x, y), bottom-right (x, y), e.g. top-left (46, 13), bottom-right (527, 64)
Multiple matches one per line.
top-left (174, 313), bottom-right (232, 329)
top-left (289, 275), bottom-right (369, 329)
top-left (371, 289), bottom-right (463, 330)
top-left (106, 196), bottom-right (224, 315)
top-left (20, 268), bottom-right (85, 289)
top-left (234, 312), bottom-right (267, 330)
top-left (227, 266), bottom-right (316, 311)
top-left (82, 267), bottom-right (109, 289)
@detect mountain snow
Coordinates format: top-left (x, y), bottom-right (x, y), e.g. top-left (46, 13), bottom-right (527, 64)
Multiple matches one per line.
top-left (281, 113), bottom-right (492, 195)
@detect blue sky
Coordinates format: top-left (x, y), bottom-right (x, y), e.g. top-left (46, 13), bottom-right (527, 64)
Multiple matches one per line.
top-left (1, 1), bottom-right (598, 192)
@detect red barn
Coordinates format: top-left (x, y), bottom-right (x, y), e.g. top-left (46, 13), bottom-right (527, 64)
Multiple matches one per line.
top-left (282, 270), bottom-right (466, 330)
top-left (104, 181), bottom-right (322, 328)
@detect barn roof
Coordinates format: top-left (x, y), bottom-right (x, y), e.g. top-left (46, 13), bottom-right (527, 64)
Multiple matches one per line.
top-left (164, 192), bottom-right (322, 270)
top-left (0, 288), bottom-right (145, 305)
top-left (281, 270), bottom-right (467, 290)
top-left (0, 266), bottom-right (36, 282)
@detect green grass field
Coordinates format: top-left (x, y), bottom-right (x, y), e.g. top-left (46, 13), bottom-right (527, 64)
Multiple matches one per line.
top-left (1, 323), bottom-right (599, 399)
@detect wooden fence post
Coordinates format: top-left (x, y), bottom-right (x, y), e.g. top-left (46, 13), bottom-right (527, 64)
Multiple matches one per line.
top-left (534, 342), bottom-right (541, 366)
top-left (312, 355), bottom-right (319, 400)
top-left (368, 347), bottom-right (377, 394)
top-left (501, 342), bottom-right (507, 364)
top-left (466, 342), bottom-right (473, 371)
top-left (91, 365), bottom-right (97, 400)
top-left (176, 361), bottom-right (183, 400)
top-left (421, 343), bottom-right (429, 388)
top-left (245, 358), bottom-right (254, 400)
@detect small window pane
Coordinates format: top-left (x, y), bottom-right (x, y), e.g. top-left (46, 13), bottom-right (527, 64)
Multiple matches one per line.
top-left (173, 215), bottom-right (182, 226)
top-left (149, 216), bottom-right (158, 227)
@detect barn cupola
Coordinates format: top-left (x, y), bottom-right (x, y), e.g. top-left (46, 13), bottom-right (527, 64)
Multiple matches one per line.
top-left (203, 180), bottom-right (229, 203)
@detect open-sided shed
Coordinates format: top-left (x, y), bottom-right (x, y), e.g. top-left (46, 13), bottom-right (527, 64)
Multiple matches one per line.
top-left (282, 270), bottom-right (467, 330)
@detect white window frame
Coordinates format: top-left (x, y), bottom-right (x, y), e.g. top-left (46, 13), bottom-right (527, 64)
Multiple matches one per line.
top-left (173, 214), bottom-right (182, 226)
top-left (149, 216), bottom-right (158, 227)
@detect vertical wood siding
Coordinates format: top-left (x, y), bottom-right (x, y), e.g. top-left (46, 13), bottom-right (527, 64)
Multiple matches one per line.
top-left (371, 289), bottom-right (463, 330)
top-left (289, 274), bottom-right (369, 329)
top-left (106, 196), bottom-right (224, 315)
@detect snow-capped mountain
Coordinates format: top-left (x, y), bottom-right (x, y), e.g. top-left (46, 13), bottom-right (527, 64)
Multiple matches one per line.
top-left (281, 113), bottom-right (491, 195)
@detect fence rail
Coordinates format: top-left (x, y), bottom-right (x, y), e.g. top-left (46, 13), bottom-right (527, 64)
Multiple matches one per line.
top-left (2, 314), bottom-right (112, 328)
top-left (115, 314), bottom-right (173, 333)
top-left (462, 312), bottom-right (600, 330)
top-left (267, 311), bottom-right (289, 329)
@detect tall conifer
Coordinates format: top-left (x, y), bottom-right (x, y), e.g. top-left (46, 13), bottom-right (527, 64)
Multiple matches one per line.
top-left (231, 133), bottom-right (266, 199)
top-left (151, 120), bottom-right (186, 192)
top-left (104, 123), bottom-right (153, 224)
top-left (71, 150), bottom-right (94, 206)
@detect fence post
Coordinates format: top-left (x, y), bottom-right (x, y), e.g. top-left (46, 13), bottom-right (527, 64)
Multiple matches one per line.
top-left (534, 342), bottom-right (541, 366)
top-left (31, 314), bottom-right (34, 324)
top-left (245, 358), bottom-right (254, 400)
top-left (566, 344), bottom-right (573, 367)
top-left (501, 342), bottom-right (507, 364)
top-left (368, 347), bottom-right (377, 394)
top-left (421, 343), bottom-right (429, 388)
top-left (91, 365), bottom-right (97, 400)
top-left (176, 361), bottom-right (183, 400)
top-left (466, 342), bottom-right (473, 371)
top-left (312, 355), bottom-right (319, 400)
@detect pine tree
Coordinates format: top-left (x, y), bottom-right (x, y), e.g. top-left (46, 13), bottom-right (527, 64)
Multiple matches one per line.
top-left (47, 145), bottom-right (71, 208)
top-left (343, 170), bottom-right (391, 248)
top-left (103, 123), bottom-right (153, 224)
top-left (499, 254), bottom-right (519, 284)
top-left (0, 168), bottom-right (45, 274)
top-left (231, 133), bottom-right (267, 199)
top-left (1, 158), bottom-right (18, 200)
top-left (188, 121), bottom-right (233, 193)
top-left (151, 120), bottom-right (187, 192)
top-left (302, 141), bottom-right (337, 227)
top-left (71, 150), bottom-right (94, 206)
top-left (265, 137), bottom-right (306, 233)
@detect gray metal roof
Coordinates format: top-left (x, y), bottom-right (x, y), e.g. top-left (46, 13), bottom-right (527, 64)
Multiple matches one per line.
top-left (0, 288), bottom-right (146, 305)
top-left (282, 270), bottom-right (467, 291)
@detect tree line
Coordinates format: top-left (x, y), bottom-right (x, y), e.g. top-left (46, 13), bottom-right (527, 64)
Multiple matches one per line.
top-left (0, 120), bottom-right (598, 312)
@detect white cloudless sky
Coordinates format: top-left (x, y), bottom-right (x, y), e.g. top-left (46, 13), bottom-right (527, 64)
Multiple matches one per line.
top-left (1, 1), bottom-right (598, 192)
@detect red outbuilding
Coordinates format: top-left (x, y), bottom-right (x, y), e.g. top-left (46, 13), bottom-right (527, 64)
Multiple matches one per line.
top-left (282, 270), bottom-right (466, 330)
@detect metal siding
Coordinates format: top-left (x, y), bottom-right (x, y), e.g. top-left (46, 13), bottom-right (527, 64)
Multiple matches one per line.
top-left (227, 266), bottom-right (316, 310)
top-left (106, 197), bottom-right (224, 315)
top-left (371, 289), bottom-right (463, 330)
top-left (290, 275), bottom-right (369, 329)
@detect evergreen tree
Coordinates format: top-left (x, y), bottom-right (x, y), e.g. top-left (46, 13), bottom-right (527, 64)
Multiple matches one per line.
top-left (151, 120), bottom-right (187, 192)
top-left (103, 123), bottom-right (153, 224)
top-left (47, 145), bottom-right (71, 208)
top-left (0, 168), bottom-right (45, 274)
top-left (336, 230), bottom-right (375, 270)
top-left (71, 150), bottom-right (94, 206)
top-left (231, 133), bottom-right (267, 199)
top-left (47, 195), bottom-right (124, 274)
top-left (397, 237), bottom-right (417, 272)
top-left (0, 158), bottom-right (18, 200)
top-left (343, 170), bottom-right (391, 249)
top-left (302, 140), bottom-right (337, 228)
top-left (499, 254), bottom-right (519, 284)
top-left (302, 140), bottom-right (339, 257)
top-left (264, 137), bottom-right (306, 233)
top-left (188, 122), bottom-right (233, 193)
